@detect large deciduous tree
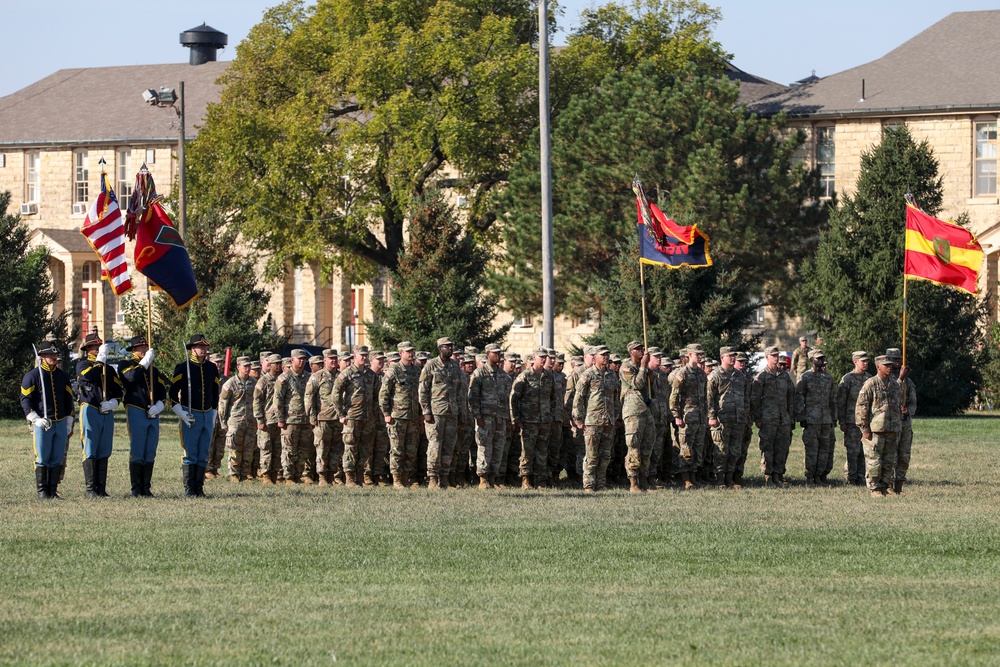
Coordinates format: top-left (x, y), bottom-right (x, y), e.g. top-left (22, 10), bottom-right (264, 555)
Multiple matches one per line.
top-left (187, 0), bottom-right (539, 283)
top-left (795, 126), bottom-right (987, 415)
top-left (495, 64), bottom-right (825, 319)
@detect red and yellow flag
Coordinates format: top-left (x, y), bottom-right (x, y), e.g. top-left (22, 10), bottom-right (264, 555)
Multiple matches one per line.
top-left (904, 205), bottom-right (983, 295)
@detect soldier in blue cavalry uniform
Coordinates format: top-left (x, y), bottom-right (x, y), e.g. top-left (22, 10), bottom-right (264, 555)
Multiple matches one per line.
top-left (76, 332), bottom-right (124, 498)
top-left (21, 341), bottom-right (75, 499)
top-left (119, 335), bottom-right (169, 497)
top-left (169, 334), bottom-right (221, 497)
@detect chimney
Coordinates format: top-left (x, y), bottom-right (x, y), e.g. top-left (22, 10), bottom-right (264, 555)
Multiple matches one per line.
top-left (180, 23), bottom-right (228, 66)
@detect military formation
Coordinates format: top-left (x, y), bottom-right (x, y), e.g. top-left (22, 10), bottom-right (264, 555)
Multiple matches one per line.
top-left (19, 333), bottom-right (915, 500)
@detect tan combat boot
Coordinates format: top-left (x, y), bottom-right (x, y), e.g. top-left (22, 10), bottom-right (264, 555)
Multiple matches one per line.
top-left (893, 480), bottom-right (905, 496)
top-left (629, 477), bottom-right (642, 493)
top-left (345, 473), bottom-right (360, 488)
top-left (393, 474), bottom-right (405, 489)
top-left (682, 473), bottom-right (696, 490)
top-left (478, 475), bottom-right (489, 490)
top-left (302, 475), bottom-right (314, 486)
top-left (261, 471), bottom-right (274, 485)
top-left (230, 475), bottom-right (240, 483)
top-left (521, 475), bottom-right (533, 490)
top-left (318, 472), bottom-right (330, 487)
top-left (427, 475), bottom-right (440, 489)
top-left (871, 488), bottom-right (885, 498)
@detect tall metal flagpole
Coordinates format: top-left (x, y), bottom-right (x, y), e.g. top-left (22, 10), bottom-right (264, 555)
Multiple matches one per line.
top-left (539, 0), bottom-right (554, 347)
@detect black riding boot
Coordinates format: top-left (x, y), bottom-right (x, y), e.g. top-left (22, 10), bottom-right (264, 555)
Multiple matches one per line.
top-left (36, 466), bottom-right (50, 500)
top-left (95, 457), bottom-right (111, 497)
top-left (83, 458), bottom-right (98, 498)
top-left (194, 465), bottom-right (208, 497)
top-left (47, 466), bottom-right (64, 499)
top-left (141, 462), bottom-right (155, 497)
top-left (129, 461), bottom-right (143, 498)
top-left (182, 464), bottom-right (196, 497)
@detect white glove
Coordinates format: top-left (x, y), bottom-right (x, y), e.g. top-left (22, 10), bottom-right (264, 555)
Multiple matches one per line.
top-left (66, 415), bottom-right (74, 435)
top-left (100, 398), bottom-right (119, 412)
top-left (172, 403), bottom-right (195, 426)
top-left (147, 400), bottom-right (164, 418)
top-left (140, 348), bottom-right (155, 369)
top-left (96, 344), bottom-right (109, 364)
top-left (26, 410), bottom-right (51, 430)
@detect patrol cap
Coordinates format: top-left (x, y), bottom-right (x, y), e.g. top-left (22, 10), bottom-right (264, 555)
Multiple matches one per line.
top-left (397, 341), bottom-right (415, 351)
top-left (532, 347), bottom-right (548, 357)
top-left (799, 336), bottom-right (808, 342)
top-left (291, 349), bottom-right (309, 360)
top-left (735, 352), bottom-right (748, 362)
top-left (504, 352), bottom-right (519, 361)
top-left (36, 341), bottom-right (60, 355)
top-left (647, 346), bottom-right (662, 357)
top-left (460, 354), bottom-right (473, 363)
top-left (258, 350), bottom-right (272, 359)
top-left (764, 345), bottom-right (780, 356)
top-left (673, 358), bottom-right (682, 366)
top-left (719, 346), bottom-right (736, 358)
top-left (852, 351), bottom-right (870, 361)
top-left (556, 353), bottom-right (566, 362)
top-left (686, 343), bottom-right (704, 356)
top-left (387, 351), bottom-right (401, 363)
top-left (570, 355), bottom-right (583, 365)
top-left (250, 361), bottom-right (262, 371)
top-left (484, 344), bottom-right (502, 354)
top-left (886, 347), bottom-right (902, 360)
top-left (209, 353), bottom-right (224, 364)
top-left (476, 354), bottom-right (487, 364)
top-left (416, 351), bottom-right (431, 361)
top-left (464, 346), bottom-right (480, 355)
top-left (354, 345), bottom-right (370, 356)
top-left (323, 348), bottom-right (338, 358)
top-left (308, 355), bottom-right (323, 365)
top-left (186, 333), bottom-right (211, 349)
top-left (610, 354), bottom-right (622, 364)
top-left (125, 335), bottom-right (148, 351)
top-left (583, 346), bottom-right (595, 356)
top-left (282, 357), bottom-right (292, 365)
top-left (236, 356), bottom-right (251, 366)
top-left (705, 359), bottom-right (717, 368)
top-left (808, 348), bottom-right (826, 360)
top-left (266, 353), bottom-right (282, 364)
top-left (592, 345), bottom-right (610, 356)
top-left (371, 350), bottom-right (386, 361)
top-left (338, 347), bottom-right (351, 358)
top-left (627, 340), bottom-right (643, 352)
top-left (437, 337), bottom-right (455, 348)
top-left (875, 355), bottom-right (892, 366)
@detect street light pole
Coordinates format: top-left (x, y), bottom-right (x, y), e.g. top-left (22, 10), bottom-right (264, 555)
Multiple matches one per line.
top-left (539, 0), bottom-right (554, 348)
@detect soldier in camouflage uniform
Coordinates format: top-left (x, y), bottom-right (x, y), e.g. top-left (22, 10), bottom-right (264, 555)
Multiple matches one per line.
top-left (665, 351), bottom-right (688, 484)
top-left (887, 348), bottom-right (916, 495)
top-left (450, 352), bottom-right (476, 487)
top-left (856, 355), bottom-right (902, 498)
top-left (274, 349), bottom-right (312, 484)
top-left (564, 349), bottom-right (593, 487)
top-left (707, 347), bottom-right (750, 489)
top-left (511, 347), bottom-right (557, 489)
top-left (205, 352), bottom-right (228, 479)
top-left (670, 344), bottom-right (708, 490)
top-left (305, 348), bottom-right (342, 486)
top-left (572, 345), bottom-right (617, 492)
top-left (419, 337), bottom-right (462, 489)
top-left (218, 356), bottom-right (258, 482)
top-left (368, 350), bottom-right (392, 486)
top-left (254, 353), bottom-right (283, 484)
top-left (618, 341), bottom-right (655, 493)
top-left (414, 350), bottom-right (432, 485)
top-left (751, 345), bottom-right (795, 488)
top-left (837, 351), bottom-right (871, 486)
top-left (648, 348), bottom-right (672, 488)
top-left (732, 352), bottom-right (754, 486)
top-left (380, 342), bottom-right (422, 488)
top-left (495, 352), bottom-right (517, 487)
top-left (794, 349), bottom-right (838, 487)
top-left (561, 354), bottom-right (585, 487)
top-left (333, 346), bottom-right (378, 487)
top-left (468, 344), bottom-right (503, 489)
top-left (790, 336), bottom-right (811, 383)
top-left (547, 351), bottom-right (568, 485)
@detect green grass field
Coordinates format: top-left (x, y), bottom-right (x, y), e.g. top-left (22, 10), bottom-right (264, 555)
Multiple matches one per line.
top-left (1, 415), bottom-right (999, 666)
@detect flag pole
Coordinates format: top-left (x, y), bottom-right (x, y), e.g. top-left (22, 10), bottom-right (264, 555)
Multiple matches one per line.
top-left (32, 344), bottom-right (49, 430)
top-left (640, 261), bottom-right (649, 349)
top-left (147, 285), bottom-right (154, 405)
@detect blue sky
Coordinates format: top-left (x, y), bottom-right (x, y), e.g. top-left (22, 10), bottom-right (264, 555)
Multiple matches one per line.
top-left (2, 0), bottom-right (998, 97)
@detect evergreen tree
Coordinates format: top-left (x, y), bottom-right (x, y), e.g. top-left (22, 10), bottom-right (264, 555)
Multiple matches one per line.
top-left (587, 240), bottom-right (760, 356)
top-left (367, 190), bottom-right (508, 352)
top-left (0, 192), bottom-right (74, 417)
top-left (795, 126), bottom-right (987, 415)
top-left (123, 206), bottom-right (285, 370)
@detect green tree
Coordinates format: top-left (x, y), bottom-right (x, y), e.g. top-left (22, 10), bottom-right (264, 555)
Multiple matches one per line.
top-left (795, 125), bottom-right (987, 415)
top-left (123, 206), bottom-right (285, 371)
top-left (187, 0), bottom-right (539, 284)
top-left (495, 64), bottom-right (825, 319)
top-left (366, 190), bottom-right (508, 352)
top-left (0, 192), bottom-right (74, 417)
top-left (587, 240), bottom-right (760, 356)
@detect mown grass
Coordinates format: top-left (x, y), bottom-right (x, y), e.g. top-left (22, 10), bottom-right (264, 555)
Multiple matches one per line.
top-left (1, 415), bottom-right (999, 666)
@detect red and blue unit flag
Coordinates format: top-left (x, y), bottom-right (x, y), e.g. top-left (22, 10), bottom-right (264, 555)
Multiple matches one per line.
top-left (632, 179), bottom-right (711, 269)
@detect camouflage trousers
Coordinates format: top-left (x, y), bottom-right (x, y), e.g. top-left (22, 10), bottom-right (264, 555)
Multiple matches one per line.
top-left (226, 417), bottom-right (257, 477)
top-left (388, 418), bottom-right (421, 475)
top-left (758, 422), bottom-right (792, 476)
top-left (710, 420), bottom-right (742, 477)
top-left (668, 421), bottom-right (682, 478)
top-left (452, 417), bottom-right (469, 475)
top-left (864, 431), bottom-right (898, 492)
top-left (650, 421), bottom-right (669, 482)
top-left (257, 424), bottom-right (282, 476)
top-left (473, 415), bottom-right (500, 476)
top-left (369, 419), bottom-right (390, 478)
top-left (624, 411), bottom-right (656, 480)
top-left (424, 415), bottom-right (457, 478)
top-left (314, 420), bottom-right (344, 477)
top-left (895, 420), bottom-right (913, 481)
top-left (734, 421), bottom-right (752, 480)
top-left (842, 425), bottom-right (865, 483)
top-left (518, 421), bottom-right (551, 479)
top-left (583, 424), bottom-right (616, 490)
top-left (208, 423), bottom-right (227, 472)
top-left (570, 424), bottom-right (586, 478)
top-left (677, 419), bottom-right (706, 474)
top-left (547, 421), bottom-right (565, 480)
top-left (802, 423), bottom-right (835, 479)
top-left (281, 423), bottom-right (313, 481)
top-left (491, 418), bottom-right (511, 477)
top-left (503, 423), bottom-right (521, 480)
top-left (343, 419), bottom-right (376, 476)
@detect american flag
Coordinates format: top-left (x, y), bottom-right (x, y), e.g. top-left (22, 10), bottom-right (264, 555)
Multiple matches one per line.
top-left (81, 173), bottom-right (132, 296)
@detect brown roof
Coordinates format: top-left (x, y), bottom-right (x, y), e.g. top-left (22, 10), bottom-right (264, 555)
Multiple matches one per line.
top-left (723, 62), bottom-right (787, 106)
top-left (750, 11), bottom-right (1000, 118)
top-left (33, 228), bottom-right (95, 253)
top-left (0, 61), bottom-right (230, 146)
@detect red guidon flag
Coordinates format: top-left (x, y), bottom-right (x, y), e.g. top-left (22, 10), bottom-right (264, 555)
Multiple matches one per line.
top-left (80, 173), bottom-right (132, 296)
top-left (904, 205), bottom-right (983, 295)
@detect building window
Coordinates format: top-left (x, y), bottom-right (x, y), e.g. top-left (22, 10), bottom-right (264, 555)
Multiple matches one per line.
top-left (0, 154), bottom-right (5, 168)
top-left (816, 126), bottom-right (835, 198)
top-left (26, 151), bottom-right (40, 202)
top-left (975, 121), bottom-right (997, 196)
top-left (146, 148), bottom-right (155, 164)
top-left (74, 150), bottom-right (89, 203)
top-left (511, 316), bottom-right (531, 328)
top-left (118, 149), bottom-right (133, 209)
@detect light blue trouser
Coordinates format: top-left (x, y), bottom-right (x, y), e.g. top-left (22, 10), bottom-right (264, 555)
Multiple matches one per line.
top-left (179, 409), bottom-right (214, 466)
top-left (80, 404), bottom-right (114, 459)
top-left (33, 419), bottom-right (69, 468)
top-left (126, 405), bottom-right (160, 464)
